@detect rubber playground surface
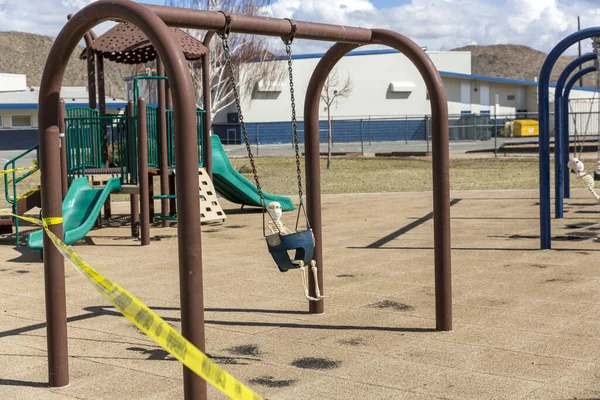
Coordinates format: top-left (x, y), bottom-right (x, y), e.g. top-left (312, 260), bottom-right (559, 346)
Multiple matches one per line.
top-left (2, 190), bottom-right (600, 399)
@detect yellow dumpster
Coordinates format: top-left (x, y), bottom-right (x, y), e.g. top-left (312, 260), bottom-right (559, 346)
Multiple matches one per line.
top-left (512, 119), bottom-right (539, 137)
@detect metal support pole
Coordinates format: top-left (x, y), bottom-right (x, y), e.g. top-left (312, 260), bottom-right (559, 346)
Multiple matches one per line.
top-left (360, 118), bottom-right (364, 156)
top-left (40, 97), bottom-right (69, 390)
top-left (97, 54), bottom-right (112, 220)
top-left (137, 98), bottom-right (150, 245)
top-left (426, 117), bottom-right (430, 155)
top-left (202, 31), bottom-right (214, 178)
top-left (157, 59), bottom-right (170, 226)
top-left (128, 101), bottom-right (140, 237)
top-left (149, 171), bottom-right (155, 222)
top-left (369, 115), bottom-right (372, 145)
top-left (256, 123), bottom-right (259, 157)
top-left (169, 174), bottom-right (177, 216)
top-left (84, 34), bottom-right (96, 110)
top-left (59, 100), bottom-right (68, 199)
top-left (494, 95), bottom-right (498, 158)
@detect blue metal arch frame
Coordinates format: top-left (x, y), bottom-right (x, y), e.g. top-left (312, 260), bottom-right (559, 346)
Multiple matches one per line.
top-left (538, 27), bottom-right (600, 250)
top-left (561, 66), bottom-right (598, 196)
top-left (554, 53), bottom-right (596, 217)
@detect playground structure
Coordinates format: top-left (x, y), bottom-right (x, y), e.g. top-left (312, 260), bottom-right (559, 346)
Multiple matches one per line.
top-left (30, 1), bottom-right (451, 398)
top-left (3, 22), bottom-right (300, 247)
top-left (539, 30), bottom-right (600, 249)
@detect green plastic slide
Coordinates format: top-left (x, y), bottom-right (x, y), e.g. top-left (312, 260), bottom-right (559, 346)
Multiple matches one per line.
top-left (211, 135), bottom-right (295, 211)
top-left (28, 177), bottom-right (122, 249)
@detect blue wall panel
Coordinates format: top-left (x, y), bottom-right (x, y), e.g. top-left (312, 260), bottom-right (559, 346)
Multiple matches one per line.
top-left (214, 117), bottom-right (429, 145)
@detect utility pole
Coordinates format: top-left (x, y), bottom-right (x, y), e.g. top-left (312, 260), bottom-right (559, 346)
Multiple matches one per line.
top-left (578, 16), bottom-right (583, 87)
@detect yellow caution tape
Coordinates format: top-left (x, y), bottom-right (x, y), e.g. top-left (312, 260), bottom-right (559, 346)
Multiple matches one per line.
top-left (0, 209), bottom-right (262, 400)
top-left (1, 165), bottom-right (39, 176)
top-left (14, 185), bottom-right (41, 202)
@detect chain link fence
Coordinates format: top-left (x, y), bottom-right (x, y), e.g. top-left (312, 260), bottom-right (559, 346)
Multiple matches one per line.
top-left (213, 111), bottom-right (597, 154)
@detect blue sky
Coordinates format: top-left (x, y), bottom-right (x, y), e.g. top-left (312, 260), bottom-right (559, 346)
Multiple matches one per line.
top-left (0, 0), bottom-right (596, 54)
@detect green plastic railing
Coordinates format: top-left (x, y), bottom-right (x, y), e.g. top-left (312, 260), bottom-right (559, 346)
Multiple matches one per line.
top-left (65, 107), bottom-right (138, 185)
top-left (146, 105), bottom-right (159, 169)
top-left (65, 107), bottom-right (103, 176)
top-left (3, 145), bottom-right (40, 246)
top-left (166, 108), bottom-right (206, 168)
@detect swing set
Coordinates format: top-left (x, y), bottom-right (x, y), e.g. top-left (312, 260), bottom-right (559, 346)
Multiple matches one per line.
top-left (567, 37), bottom-right (600, 199)
top-left (219, 24), bottom-right (324, 300)
top-left (37, 1), bottom-right (452, 396)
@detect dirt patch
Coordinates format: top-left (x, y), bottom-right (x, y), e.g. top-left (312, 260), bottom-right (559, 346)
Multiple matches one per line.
top-left (249, 376), bottom-right (297, 388)
top-left (367, 300), bottom-right (414, 312)
top-left (291, 357), bottom-right (340, 370)
top-left (226, 344), bottom-right (260, 357)
top-left (150, 234), bottom-right (177, 242)
top-left (337, 338), bottom-right (363, 346)
top-left (544, 278), bottom-right (575, 284)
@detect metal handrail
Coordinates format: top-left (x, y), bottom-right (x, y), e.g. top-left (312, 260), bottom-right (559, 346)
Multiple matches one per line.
top-left (3, 145), bottom-right (40, 206)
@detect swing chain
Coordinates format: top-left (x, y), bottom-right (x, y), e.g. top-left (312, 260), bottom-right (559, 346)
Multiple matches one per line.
top-left (221, 35), bottom-right (266, 210)
top-left (284, 34), bottom-right (310, 230)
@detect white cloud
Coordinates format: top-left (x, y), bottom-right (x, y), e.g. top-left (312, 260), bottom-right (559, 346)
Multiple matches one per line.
top-left (263, 0), bottom-right (600, 54)
top-left (0, 0), bottom-right (116, 37)
top-left (0, 0), bottom-right (598, 56)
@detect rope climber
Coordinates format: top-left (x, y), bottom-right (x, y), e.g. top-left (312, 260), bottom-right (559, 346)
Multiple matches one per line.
top-left (218, 17), bottom-right (324, 301)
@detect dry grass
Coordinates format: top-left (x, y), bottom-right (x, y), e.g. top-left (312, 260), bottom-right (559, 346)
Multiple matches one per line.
top-left (229, 154), bottom-right (551, 195)
top-left (5, 154), bottom-right (599, 209)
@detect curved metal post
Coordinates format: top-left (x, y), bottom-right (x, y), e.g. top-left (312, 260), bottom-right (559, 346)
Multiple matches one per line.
top-left (38, 1), bottom-right (205, 397)
top-left (554, 53), bottom-right (595, 211)
top-left (304, 30), bottom-right (452, 331)
top-left (538, 27), bottom-right (600, 250)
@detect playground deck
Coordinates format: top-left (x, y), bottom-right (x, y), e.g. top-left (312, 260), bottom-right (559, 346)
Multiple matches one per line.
top-left (2, 190), bottom-right (600, 399)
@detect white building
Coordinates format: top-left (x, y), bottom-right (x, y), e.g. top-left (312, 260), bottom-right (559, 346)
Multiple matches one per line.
top-left (212, 49), bottom-right (597, 144)
top-left (0, 73), bottom-right (127, 150)
top-left (0, 73), bottom-right (127, 130)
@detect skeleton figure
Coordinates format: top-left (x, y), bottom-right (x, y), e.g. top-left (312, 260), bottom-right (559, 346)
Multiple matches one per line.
top-left (568, 158), bottom-right (600, 200)
top-left (266, 201), bottom-right (293, 235)
top-left (266, 201), bottom-right (326, 301)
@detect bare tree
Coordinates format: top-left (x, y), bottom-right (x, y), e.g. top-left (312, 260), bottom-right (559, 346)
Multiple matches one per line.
top-left (320, 69), bottom-right (353, 169)
top-left (165, 0), bottom-right (283, 125)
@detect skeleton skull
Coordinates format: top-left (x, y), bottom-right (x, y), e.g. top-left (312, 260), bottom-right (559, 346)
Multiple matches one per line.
top-left (568, 157), bottom-right (585, 173)
top-left (267, 201), bottom-right (283, 221)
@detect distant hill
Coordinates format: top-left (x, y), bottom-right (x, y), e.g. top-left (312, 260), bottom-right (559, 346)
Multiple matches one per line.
top-left (453, 44), bottom-right (596, 88)
top-left (1, 33), bottom-right (596, 101)
top-left (0, 31), bottom-right (146, 99)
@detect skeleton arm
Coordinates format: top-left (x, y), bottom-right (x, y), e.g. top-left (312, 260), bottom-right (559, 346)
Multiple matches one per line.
top-left (576, 172), bottom-right (600, 200)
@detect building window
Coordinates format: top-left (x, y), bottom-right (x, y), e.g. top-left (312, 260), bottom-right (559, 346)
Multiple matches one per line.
top-left (11, 114), bottom-right (32, 128)
top-left (507, 95), bottom-right (516, 101)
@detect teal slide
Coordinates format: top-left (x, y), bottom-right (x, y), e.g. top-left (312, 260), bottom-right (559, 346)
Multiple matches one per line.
top-left (28, 177), bottom-right (122, 249)
top-left (211, 135), bottom-right (294, 211)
